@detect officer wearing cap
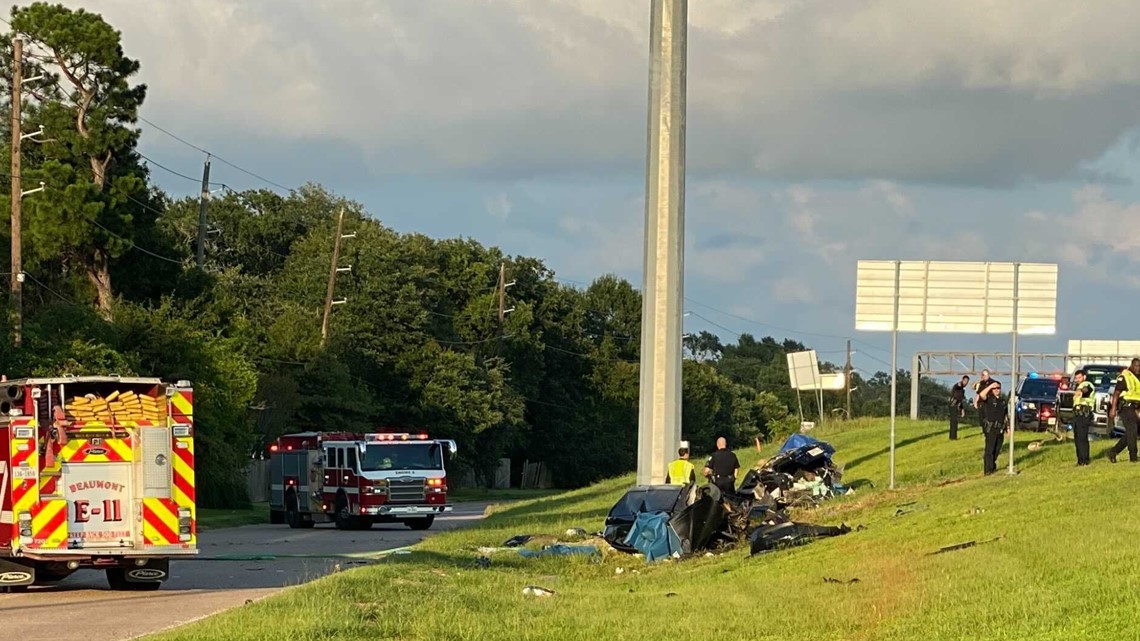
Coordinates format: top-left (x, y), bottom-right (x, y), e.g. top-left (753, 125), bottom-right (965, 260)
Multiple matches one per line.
top-left (1071, 369), bottom-right (1095, 466)
top-left (978, 377), bottom-right (1005, 475)
top-left (1107, 358), bottom-right (1140, 463)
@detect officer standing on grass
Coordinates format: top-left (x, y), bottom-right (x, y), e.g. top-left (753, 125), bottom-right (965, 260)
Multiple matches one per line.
top-left (949, 375), bottom-right (969, 440)
top-left (1071, 369), bottom-right (1095, 466)
top-left (1106, 358), bottom-right (1140, 463)
top-left (979, 378), bottom-right (1005, 475)
top-left (973, 369), bottom-right (993, 427)
top-left (703, 437), bottom-right (739, 495)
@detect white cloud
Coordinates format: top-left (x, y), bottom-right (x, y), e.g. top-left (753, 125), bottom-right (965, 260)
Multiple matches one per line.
top-left (484, 192), bottom-right (512, 221)
top-left (1025, 185), bottom-right (1140, 271)
top-left (771, 276), bottom-right (815, 304)
top-left (64, 0), bottom-right (1140, 185)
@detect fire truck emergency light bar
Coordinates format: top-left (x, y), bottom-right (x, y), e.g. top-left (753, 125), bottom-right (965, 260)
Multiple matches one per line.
top-left (365, 433), bottom-right (429, 441)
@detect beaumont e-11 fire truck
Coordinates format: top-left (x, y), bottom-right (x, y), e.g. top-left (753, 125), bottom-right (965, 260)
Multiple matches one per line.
top-left (0, 376), bottom-right (196, 592)
top-left (268, 431), bottom-right (457, 531)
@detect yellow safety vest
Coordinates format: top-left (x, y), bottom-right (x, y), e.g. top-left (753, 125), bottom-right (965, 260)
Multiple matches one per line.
top-left (1122, 370), bottom-right (1140, 402)
top-left (1073, 381), bottom-right (1096, 408)
top-left (666, 459), bottom-right (695, 485)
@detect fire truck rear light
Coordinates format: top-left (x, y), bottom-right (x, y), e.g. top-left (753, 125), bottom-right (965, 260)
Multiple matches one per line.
top-left (173, 425), bottom-right (192, 437)
top-left (180, 534), bottom-right (192, 542)
top-left (270, 444), bottom-right (279, 452)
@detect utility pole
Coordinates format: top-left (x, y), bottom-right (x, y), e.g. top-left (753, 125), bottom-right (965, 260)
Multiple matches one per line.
top-left (196, 155), bottom-right (211, 268)
top-left (319, 207), bottom-right (351, 347)
top-left (493, 263), bottom-right (515, 355)
top-left (10, 37), bottom-right (22, 347)
top-left (845, 339), bottom-right (852, 419)
top-left (637, 0), bottom-right (687, 486)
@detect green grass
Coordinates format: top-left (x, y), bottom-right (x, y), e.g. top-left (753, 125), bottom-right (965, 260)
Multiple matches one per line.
top-left (154, 419), bottom-right (1140, 641)
top-left (196, 503), bottom-right (269, 531)
top-left (449, 487), bottom-right (561, 503)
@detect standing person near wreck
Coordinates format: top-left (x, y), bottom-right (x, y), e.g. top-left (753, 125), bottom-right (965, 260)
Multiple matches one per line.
top-left (978, 378), bottom-right (1005, 475)
top-left (949, 375), bottom-right (969, 440)
top-left (1106, 358), bottom-right (1140, 463)
top-left (665, 444), bottom-right (696, 485)
top-left (703, 437), bottom-right (740, 494)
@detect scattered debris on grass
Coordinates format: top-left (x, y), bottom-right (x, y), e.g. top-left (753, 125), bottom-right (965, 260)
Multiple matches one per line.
top-left (750, 522), bottom-right (853, 555)
top-left (517, 544), bottom-right (599, 558)
top-left (504, 535), bottom-right (534, 548)
top-left (522, 585), bottom-right (555, 597)
top-left (823, 577), bottom-right (861, 584)
top-left (929, 535), bottom-right (1004, 556)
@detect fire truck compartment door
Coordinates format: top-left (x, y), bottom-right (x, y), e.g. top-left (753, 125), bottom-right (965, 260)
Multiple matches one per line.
top-left (62, 462), bottom-right (134, 548)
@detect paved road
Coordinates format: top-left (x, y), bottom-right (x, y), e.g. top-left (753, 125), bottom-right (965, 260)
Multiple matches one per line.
top-left (0, 502), bottom-right (490, 641)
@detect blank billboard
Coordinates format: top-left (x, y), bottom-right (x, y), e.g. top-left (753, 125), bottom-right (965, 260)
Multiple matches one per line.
top-left (855, 260), bottom-right (1057, 334)
top-left (786, 350), bottom-right (821, 390)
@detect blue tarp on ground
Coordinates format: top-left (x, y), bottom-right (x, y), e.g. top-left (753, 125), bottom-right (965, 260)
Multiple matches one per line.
top-left (779, 433), bottom-right (836, 456)
top-left (622, 511), bottom-right (683, 562)
top-left (517, 545), bottom-right (600, 558)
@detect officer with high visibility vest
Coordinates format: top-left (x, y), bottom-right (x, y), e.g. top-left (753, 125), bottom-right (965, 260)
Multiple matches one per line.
top-left (665, 442), bottom-right (696, 485)
top-left (1070, 369), bottom-right (1095, 466)
top-left (1107, 358), bottom-right (1140, 463)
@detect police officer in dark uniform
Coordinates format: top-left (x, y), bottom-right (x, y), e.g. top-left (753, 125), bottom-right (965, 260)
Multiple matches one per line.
top-left (703, 436), bottom-right (740, 495)
top-left (1106, 358), bottom-right (1140, 463)
top-left (972, 369), bottom-right (992, 427)
top-left (1070, 369), bottom-right (1095, 466)
top-left (949, 375), bottom-right (969, 440)
top-left (979, 378), bottom-right (1005, 475)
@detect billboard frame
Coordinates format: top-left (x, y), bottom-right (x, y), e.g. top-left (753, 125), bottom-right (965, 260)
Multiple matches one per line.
top-left (855, 260), bottom-right (1058, 487)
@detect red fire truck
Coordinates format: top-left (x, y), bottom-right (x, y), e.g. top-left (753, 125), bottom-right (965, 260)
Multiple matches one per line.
top-left (0, 376), bottom-right (197, 591)
top-left (268, 431), bottom-right (457, 531)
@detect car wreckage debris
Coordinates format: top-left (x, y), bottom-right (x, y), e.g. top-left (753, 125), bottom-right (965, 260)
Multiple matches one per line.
top-left (603, 434), bottom-right (859, 561)
top-left (929, 535), bottom-right (1004, 556)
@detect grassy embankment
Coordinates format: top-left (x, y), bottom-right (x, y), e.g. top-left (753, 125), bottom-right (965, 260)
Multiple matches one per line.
top-left (157, 418), bottom-right (1140, 641)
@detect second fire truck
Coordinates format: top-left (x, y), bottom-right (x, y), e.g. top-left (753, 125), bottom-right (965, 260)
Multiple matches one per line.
top-left (268, 431), bottom-right (457, 531)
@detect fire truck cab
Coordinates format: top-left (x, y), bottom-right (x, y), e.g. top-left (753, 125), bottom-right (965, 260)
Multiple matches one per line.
top-left (0, 376), bottom-right (196, 592)
top-left (268, 432), bottom-right (456, 531)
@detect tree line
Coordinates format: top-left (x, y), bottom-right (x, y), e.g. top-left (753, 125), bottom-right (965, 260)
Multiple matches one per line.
top-left (0, 3), bottom-right (953, 506)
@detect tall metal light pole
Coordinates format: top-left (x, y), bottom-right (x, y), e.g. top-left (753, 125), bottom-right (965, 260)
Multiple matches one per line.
top-left (636, 0), bottom-right (687, 485)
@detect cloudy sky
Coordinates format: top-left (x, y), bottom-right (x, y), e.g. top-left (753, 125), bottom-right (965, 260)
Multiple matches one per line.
top-left (63, 0), bottom-right (1140, 379)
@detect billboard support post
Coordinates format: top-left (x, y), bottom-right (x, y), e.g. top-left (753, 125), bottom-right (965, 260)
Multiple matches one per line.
top-left (855, 260), bottom-right (1057, 489)
top-left (1008, 263), bottom-right (1020, 475)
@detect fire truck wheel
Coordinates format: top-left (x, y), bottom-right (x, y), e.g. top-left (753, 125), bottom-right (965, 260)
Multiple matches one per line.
top-left (106, 569), bottom-right (162, 591)
top-left (334, 493), bottom-right (358, 530)
top-left (285, 493), bottom-right (314, 529)
top-left (405, 517), bottom-right (434, 531)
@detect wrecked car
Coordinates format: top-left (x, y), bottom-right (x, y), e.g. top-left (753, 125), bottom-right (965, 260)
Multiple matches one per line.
top-left (603, 434), bottom-right (853, 560)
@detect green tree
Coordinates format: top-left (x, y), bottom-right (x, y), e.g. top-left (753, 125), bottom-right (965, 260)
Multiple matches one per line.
top-left (11, 2), bottom-right (149, 315)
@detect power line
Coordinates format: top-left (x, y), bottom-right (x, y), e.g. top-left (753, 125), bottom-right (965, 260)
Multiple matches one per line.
top-left (22, 271), bottom-right (76, 305)
top-left (137, 116), bottom-right (293, 192)
top-left (89, 220), bottom-right (185, 265)
top-left (138, 152), bottom-right (224, 187)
